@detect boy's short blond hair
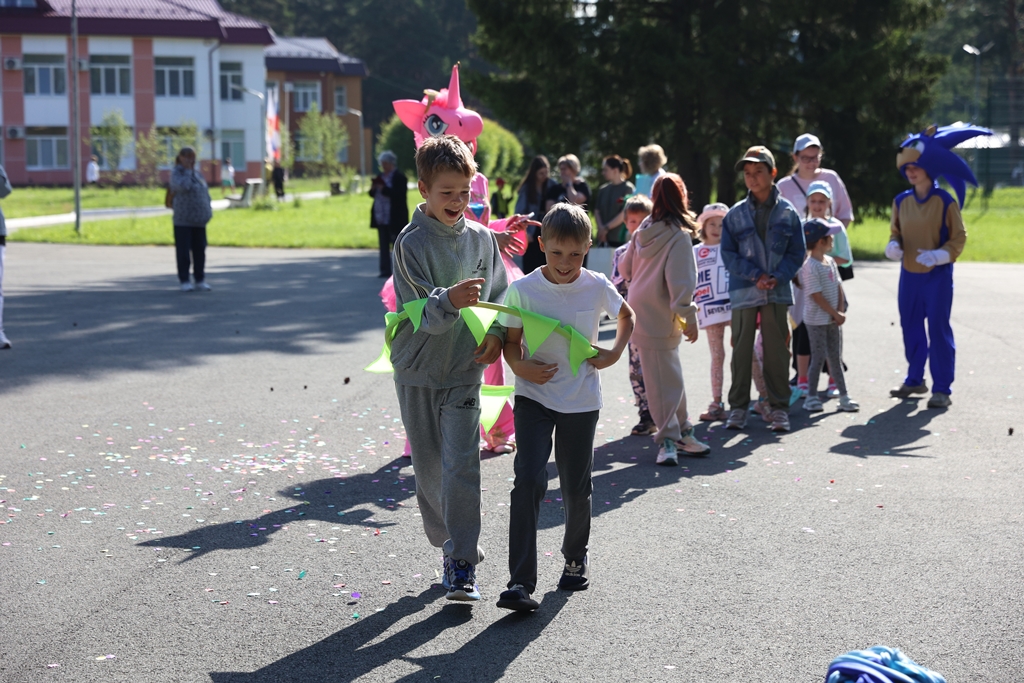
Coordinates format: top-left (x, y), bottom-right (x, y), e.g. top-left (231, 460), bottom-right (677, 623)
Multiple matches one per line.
top-left (415, 135), bottom-right (478, 188)
top-left (623, 193), bottom-right (653, 218)
top-left (541, 202), bottom-right (592, 246)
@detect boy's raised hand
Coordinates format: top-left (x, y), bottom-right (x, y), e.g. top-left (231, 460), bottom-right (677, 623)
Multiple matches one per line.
top-left (512, 359), bottom-right (558, 385)
top-left (474, 334), bottom-right (503, 365)
top-left (586, 346), bottom-right (621, 370)
top-left (448, 278), bottom-right (486, 309)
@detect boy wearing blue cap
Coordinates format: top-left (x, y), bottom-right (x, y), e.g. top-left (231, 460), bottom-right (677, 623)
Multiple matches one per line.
top-left (800, 219), bottom-right (858, 413)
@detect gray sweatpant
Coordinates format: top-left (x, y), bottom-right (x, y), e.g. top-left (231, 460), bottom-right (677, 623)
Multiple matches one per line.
top-left (806, 323), bottom-right (847, 397)
top-left (395, 382), bottom-right (485, 565)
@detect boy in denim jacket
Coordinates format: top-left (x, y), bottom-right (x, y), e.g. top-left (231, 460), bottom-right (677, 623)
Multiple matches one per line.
top-left (720, 146), bottom-right (806, 432)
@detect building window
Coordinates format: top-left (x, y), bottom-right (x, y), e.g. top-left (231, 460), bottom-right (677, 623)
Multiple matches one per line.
top-left (334, 86), bottom-right (347, 114)
top-left (293, 82), bottom-right (319, 113)
top-left (0, 0), bottom-right (40, 6)
top-left (155, 57), bottom-right (195, 98)
top-left (294, 133), bottom-right (318, 161)
top-left (23, 54), bottom-right (67, 96)
top-left (220, 62), bottom-right (243, 101)
top-left (220, 130), bottom-right (245, 165)
top-left (337, 144), bottom-right (348, 164)
top-left (26, 128), bottom-right (70, 169)
top-left (89, 55), bottom-right (131, 96)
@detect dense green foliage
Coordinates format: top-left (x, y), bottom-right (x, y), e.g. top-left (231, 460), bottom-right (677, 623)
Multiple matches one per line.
top-left (374, 114), bottom-right (524, 181)
top-left (467, 0), bottom-right (948, 214)
top-left (296, 101), bottom-right (350, 178)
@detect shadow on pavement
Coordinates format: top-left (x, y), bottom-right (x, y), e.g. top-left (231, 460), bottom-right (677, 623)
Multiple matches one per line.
top-left (0, 253), bottom-right (384, 393)
top-left (828, 399), bottom-right (941, 458)
top-left (139, 456), bottom-right (416, 561)
top-left (209, 587), bottom-right (569, 682)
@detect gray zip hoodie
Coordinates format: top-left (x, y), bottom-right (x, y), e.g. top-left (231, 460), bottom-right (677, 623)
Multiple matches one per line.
top-left (390, 204), bottom-right (508, 388)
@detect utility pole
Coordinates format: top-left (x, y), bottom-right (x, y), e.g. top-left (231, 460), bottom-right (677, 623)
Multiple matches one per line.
top-left (71, 0), bottom-right (81, 235)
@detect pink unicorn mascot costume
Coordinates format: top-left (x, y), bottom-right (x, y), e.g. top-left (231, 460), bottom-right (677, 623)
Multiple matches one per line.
top-left (382, 64), bottom-right (532, 455)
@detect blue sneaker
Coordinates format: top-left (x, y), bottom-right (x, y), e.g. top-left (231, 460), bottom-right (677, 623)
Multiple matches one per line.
top-left (445, 557), bottom-right (481, 601)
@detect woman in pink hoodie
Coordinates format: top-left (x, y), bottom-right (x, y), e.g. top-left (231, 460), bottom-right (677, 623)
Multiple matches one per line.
top-left (620, 174), bottom-right (711, 465)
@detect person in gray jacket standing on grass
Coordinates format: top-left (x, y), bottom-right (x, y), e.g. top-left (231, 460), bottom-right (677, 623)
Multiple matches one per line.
top-left (0, 163), bottom-right (12, 348)
top-left (170, 147), bottom-right (213, 292)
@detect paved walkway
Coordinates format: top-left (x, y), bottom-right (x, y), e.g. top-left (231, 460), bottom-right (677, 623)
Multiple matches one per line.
top-left (5, 191), bottom-right (331, 232)
top-left (0, 245), bottom-right (1021, 682)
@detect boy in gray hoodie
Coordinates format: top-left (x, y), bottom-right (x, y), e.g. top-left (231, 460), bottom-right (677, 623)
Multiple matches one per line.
top-left (390, 135), bottom-right (508, 602)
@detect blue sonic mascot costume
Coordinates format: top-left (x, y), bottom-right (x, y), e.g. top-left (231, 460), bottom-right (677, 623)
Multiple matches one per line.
top-left (886, 124), bottom-right (991, 408)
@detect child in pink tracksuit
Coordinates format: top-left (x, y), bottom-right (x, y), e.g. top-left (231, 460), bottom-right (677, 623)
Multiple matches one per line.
top-left (619, 174), bottom-right (711, 465)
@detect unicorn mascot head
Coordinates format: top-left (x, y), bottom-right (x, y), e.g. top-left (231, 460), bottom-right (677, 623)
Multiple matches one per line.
top-left (896, 124), bottom-right (992, 208)
top-left (393, 64), bottom-right (484, 155)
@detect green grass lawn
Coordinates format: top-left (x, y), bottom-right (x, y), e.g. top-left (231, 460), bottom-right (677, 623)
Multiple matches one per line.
top-left (10, 185), bottom-right (1024, 261)
top-left (9, 188), bottom-right (420, 249)
top-left (848, 187), bottom-right (1024, 263)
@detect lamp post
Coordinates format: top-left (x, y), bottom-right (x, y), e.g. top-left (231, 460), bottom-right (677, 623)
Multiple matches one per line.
top-left (963, 42), bottom-right (994, 122)
top-left (71, 0), bottom-right (81, 235)
top-left (341, 106), bottom-right (365, 191)
top-left (232, 84), bottom-right (266, 190)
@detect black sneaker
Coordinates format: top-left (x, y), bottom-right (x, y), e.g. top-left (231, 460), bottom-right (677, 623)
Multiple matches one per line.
top-left (496, 584), bottom-right (539, 611)
top-left (444, 557), bottom-right (481, 601)
top-left (558, 555), bottom-right (589, 591)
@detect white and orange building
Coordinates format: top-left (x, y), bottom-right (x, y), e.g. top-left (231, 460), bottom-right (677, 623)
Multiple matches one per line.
top-left (1, 0), bottom-right (372, 187)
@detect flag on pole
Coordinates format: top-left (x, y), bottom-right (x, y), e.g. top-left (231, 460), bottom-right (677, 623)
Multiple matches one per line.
top-left (266, 86), bottom-right (280, 161)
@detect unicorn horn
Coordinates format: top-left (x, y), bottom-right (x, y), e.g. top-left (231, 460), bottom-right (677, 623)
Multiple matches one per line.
top-left (446, 63), bottom-right (461, 110)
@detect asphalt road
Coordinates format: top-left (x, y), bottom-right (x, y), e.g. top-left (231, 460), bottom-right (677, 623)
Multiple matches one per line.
top-left (1, 244), bottom-right (1021, 683)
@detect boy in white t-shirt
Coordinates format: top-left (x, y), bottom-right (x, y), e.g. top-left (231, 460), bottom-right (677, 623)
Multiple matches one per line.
top-left (496, 202), bottom-right (635, 611)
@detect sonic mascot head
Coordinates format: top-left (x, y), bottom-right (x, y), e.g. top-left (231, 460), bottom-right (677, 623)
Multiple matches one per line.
top-left (896, 124), bottom-right (993, 207)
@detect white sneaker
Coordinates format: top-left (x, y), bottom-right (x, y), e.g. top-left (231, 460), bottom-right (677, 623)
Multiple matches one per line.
top-left (656, 438), bottom-right (678, 466)
top-left (676, 427), bottom-right (710, 456)
top-left (195, 281), bottom-right (212, 292)
top-left (180, 281), bottom-right (195, 292)
top-left (803, 396), bottom-right (824, 412)
top-left (0, 332), bottom-right (11, 349)
top-left (838, 395), bottom-right (860, 412)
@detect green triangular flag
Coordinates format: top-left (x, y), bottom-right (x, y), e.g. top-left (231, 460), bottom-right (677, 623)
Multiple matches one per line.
top-left (462, 306), bottom-right (500, 346)
top-left (403, 298), bottom-right (428, 333)
top-left (568, 327), bottom-right (599, 376)
top-left (519, 308), bottom-right (560, 356)
top-left (364, 346), bottom-right (394, 374)
top-left (384, 311), bottom-right (402, 341)
top-left (479, 385), bottom-right (515, 433)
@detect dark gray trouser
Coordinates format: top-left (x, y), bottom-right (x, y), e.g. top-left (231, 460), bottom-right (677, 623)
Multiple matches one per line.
top-left (806, 323), bottom-right (847, 396)
top-left (729, 303), bottom-right (792, 411)
top-left (395, 383), bottom-right (485, 565)
top-left (173, 225), bottom-right (206, 283)
top-left (508, 396), bottom-right (598, 593)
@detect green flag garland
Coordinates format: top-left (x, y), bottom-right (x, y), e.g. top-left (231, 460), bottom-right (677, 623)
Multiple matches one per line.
top-left (365, 300), bottom-right (599, 378)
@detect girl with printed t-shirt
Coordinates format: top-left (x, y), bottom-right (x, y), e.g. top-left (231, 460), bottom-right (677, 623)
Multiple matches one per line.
top-left (694, 204), bottom-right (770, 422)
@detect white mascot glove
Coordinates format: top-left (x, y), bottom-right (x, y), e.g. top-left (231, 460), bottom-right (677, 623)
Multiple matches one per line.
top-left (884, 241), bottom-right (904, 261)
top-left (915, 248), bottom-right (951, 268)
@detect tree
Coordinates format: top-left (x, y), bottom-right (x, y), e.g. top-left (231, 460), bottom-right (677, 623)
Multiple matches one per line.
top-left (467, 0), bottom-right (946, 214)
top-left (297, 101), bottom-right (350, 178)
top-left (375, 113), bottom-right (525, 182)
top-left (133, 124), bottom-right (166, 188)
top-left (90, 109), bottom-right (133, 187)
top-left (219, 0), bottom-right (484, 134)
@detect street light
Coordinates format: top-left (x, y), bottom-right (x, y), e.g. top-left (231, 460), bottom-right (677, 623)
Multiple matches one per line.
top-left (963, 42), bottom-right (994, 122)
top-left (231, 84), bottom-right (267, 191)
top-left (340, 106), bottom-right (365, 190)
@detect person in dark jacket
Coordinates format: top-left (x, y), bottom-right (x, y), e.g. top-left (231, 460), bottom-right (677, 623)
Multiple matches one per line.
top-left (0, 163), bottom-right (12, 348)
top-left (369, 150), bottom-right (409, 278)
top-left (170, 147), bottom-right (214, 292)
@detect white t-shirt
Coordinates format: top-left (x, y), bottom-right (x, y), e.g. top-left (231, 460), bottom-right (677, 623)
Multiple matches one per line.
top-left (801, 255), bottom-right (841, 326)
top-left (692, 242), bottom-right (731, 328)
top-left (499, 268), bottom-right (624, 413)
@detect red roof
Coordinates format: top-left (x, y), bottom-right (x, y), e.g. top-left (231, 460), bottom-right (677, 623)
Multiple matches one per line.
top-left (1, 0), bottom-right (273, 45)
